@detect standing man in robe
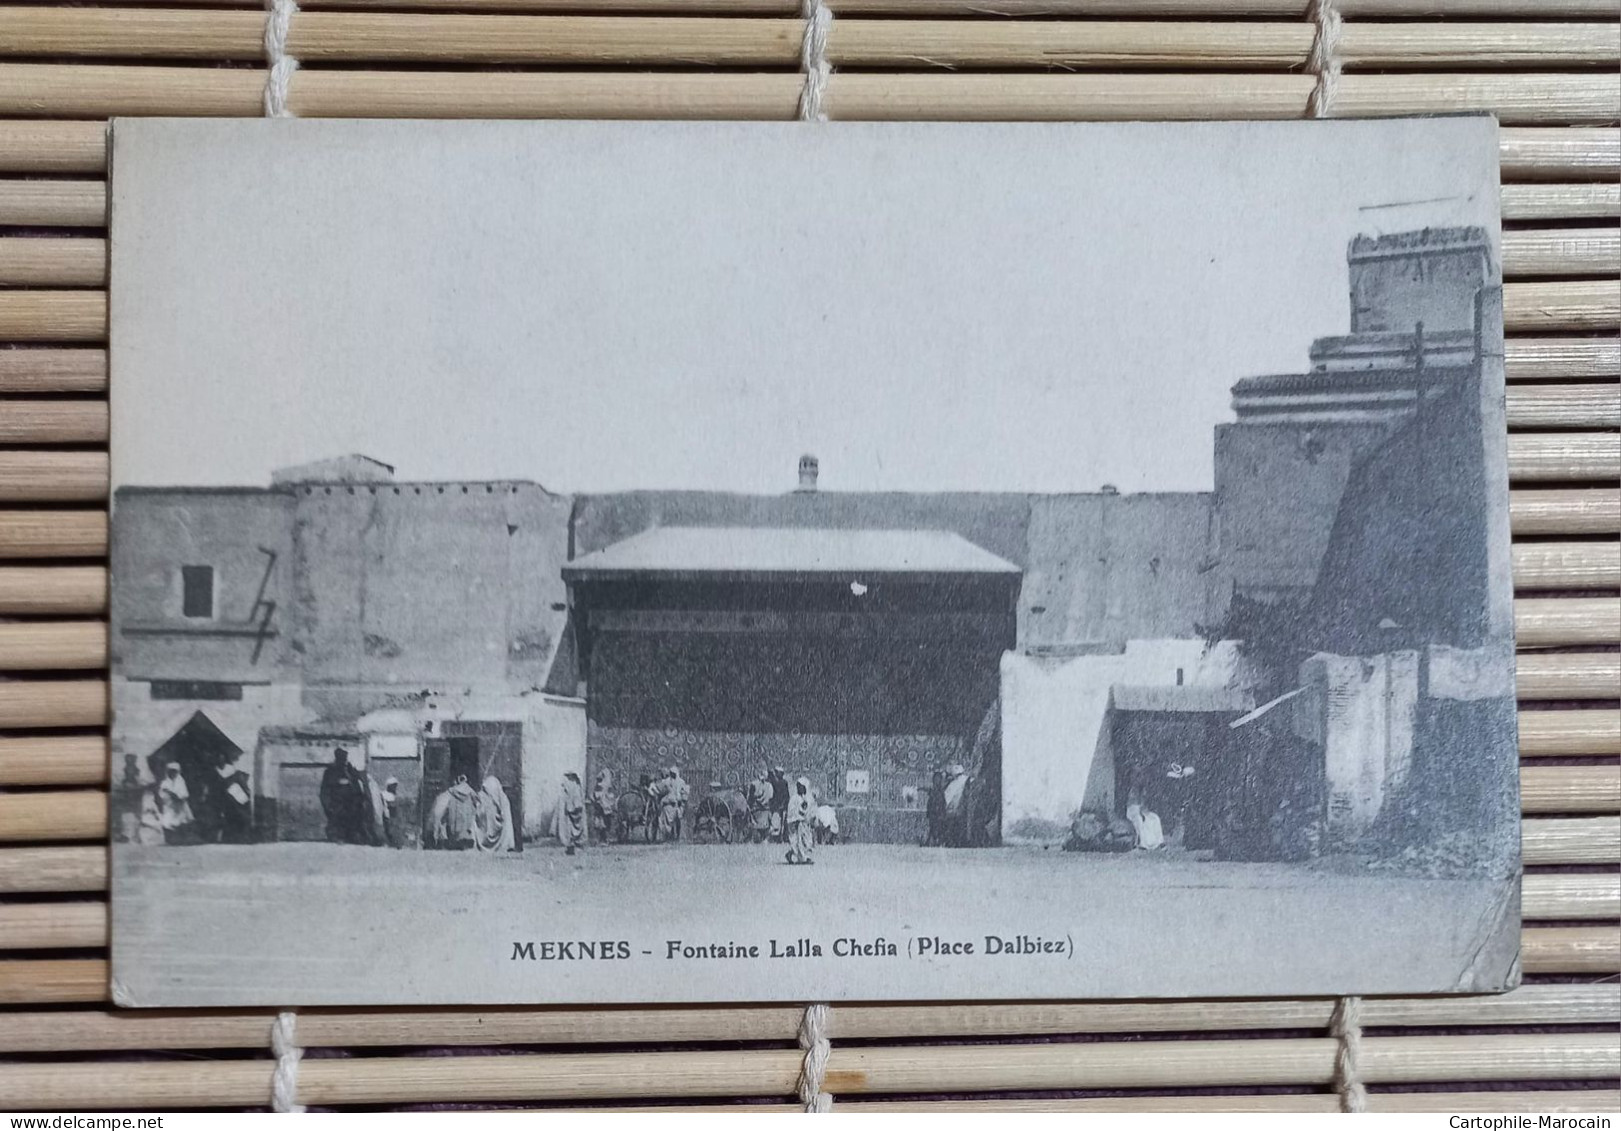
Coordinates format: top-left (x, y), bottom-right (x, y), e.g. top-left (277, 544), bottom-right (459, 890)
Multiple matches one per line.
top-left (767, 766), bottom-right (791, 843)
top-left (559, 771), bottom-right (586, 855)
top-left (428, 773), bottom-right (479, 850)
top-left (657, 765), bottom-right (689, 843)
top-left (942, 764), bottom-right (971, 848)
top-left (784, 777), bottom-right (816, 865)
top-left (747, 771), bottom-right (774, 842)
top-left (589, 768), bottom-right (615, 844)
top-left (923, 769), bottom-right (947, 847)
top-left (319, 747), bottom-right (369, 845)
top-left (156, 761), bottom-right (195, 845)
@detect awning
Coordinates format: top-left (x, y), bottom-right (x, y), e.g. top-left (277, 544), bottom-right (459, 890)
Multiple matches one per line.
top-left (1228, 686), bottom-right (1308, 730)
top-left (563, 526), bottom-right (1021, 582)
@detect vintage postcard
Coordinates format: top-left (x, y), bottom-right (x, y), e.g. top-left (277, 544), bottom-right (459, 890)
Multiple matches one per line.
top-left (108, 118), bottom-right (1519, 1007)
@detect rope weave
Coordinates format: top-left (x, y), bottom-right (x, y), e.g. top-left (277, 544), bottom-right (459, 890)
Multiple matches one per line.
top-left (263, 0), bottom-right (301, 118)
top-left (797, 1003), bottom-right (834, 1112)
top-left (797, 0), bottom-right (833, 122)
top-left (270, 1011), bottom-right (307, 1113)
top-left (1332, 995), bottom-right (1368, 1113)
top-left (1306, 0), bottom-right (1342, 119)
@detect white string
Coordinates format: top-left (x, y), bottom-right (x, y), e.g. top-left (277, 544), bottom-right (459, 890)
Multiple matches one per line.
top-left (270, 1011), bottom-right (307, 1113)
top-left (263, 0), bottom-right (301, 118)
top-left (797, 0), bottom-right (833, 122)
top-left (1331, 996), bottom-right (1368, 1113)
top-left (1306, 0), bottom-right (1342, 119)
top-left (796, 1003), bottom-right (833, 1112)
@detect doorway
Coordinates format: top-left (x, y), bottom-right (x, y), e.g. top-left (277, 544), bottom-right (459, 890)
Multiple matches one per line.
top-left (420, 721), bottom-right (524, 849)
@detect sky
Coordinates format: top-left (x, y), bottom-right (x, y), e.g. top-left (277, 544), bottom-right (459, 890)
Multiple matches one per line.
top-left (111, 118), bottom-right (1500, 497)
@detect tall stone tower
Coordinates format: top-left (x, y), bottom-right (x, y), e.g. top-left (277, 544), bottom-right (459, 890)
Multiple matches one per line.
top-left (1213, 227), bottom-right (1499, 606)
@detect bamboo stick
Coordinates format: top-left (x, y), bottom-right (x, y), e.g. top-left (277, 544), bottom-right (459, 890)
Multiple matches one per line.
top-left (1, 65), bottom-right (1617, 126)
top-left (0, 63), bottom-right (1290, 119)
top-left (0, 510), bottom-right (107, 558)
top-left (1503, 280), bottom-right (1621, 332)
top-left (1505, 337), bottom-right (1621, 380)
top-left (0, 451), bottom-right (106, 501)
top-left (0, 621), bottom-right (105, 669)
top-left (1515, 598), bottom-right (1621, 648)
top-left (1505, 384), bottom-right (1621, 429)
top-left (1514, 542), bottom-right (1621, 590)
top-left (1521, 763), bottom-right (1621, 814)
top-left (0, 237), bottom-right (105, 288)
top-left (0, 399), bottom-right (108, 444)
top-left (0, 789), bottom-right (104, 843)
top-left (1509, 488), bottom-right (1621, 535)
top-left (0, 566), bottom-right (107, 615)
top-left (0, 1032), bottom-right (1613, 1108)
top-left (1499, 127), bottom-right (1621, 181)
top-left (1501, 228), bottom-right (1621, 279)
top-left (641, 1092), bottom-right (1621, 1113)
top-left (0, 180), bottom-right (105, 228)
top-left (1509, 433), bottom-right (1619, 480)
top-left (52, 0), bottom-right (1621, 17)
top-left (1523, 925), bottom-right (1621, 974)
top-left (0, 958), bottom-right (107, 1008)
top-left (852, 72), bottom-right (1616, 125)
top-left (0, 845), bottom-right (105, 893)
top-left (0, 983), bottom-right (1612, 1055)
top-left (1521, 869), bottom-right (1621, 916)
top-left (1521, 816), bottom-right (1620, 864)
top-left (0, 10), bottom-right (1616, 70)
top-left (0, 734), bottom-right (106, 786)
top-left (1516, 654), bottom-right (1621, 701)
top-left (0, 349), bottom-right (106, 393)
top-left (1519, 708), bottom-right (1621, 756)
top-left (0, 679), bottom-right (105, 729)
top-left (1501, 182), bottom-right (1621, 221)
top-left (820, 1035), bottom-right (1620, 1096)
top-left (0, 122), bottom-right (106, 175)
top-left (0, 900), bottom-right (106, 951)
top-left (0, 290), bottom-right (106, 342)
top-left (3, 229), bottom-right (1614, 288)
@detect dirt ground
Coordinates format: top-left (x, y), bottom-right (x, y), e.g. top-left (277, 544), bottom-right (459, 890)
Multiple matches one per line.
top-left (110, 839), bottom-right (1519, 1007)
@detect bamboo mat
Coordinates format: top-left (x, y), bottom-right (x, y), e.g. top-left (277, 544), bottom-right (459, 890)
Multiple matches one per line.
top-left (0, 0), bottom-right (1618, 1114)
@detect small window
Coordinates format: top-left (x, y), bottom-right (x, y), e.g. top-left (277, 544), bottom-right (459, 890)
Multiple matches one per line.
top-left (181, 565), bottom-right (214, 619)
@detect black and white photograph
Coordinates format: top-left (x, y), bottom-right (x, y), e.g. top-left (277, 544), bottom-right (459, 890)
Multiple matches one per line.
top-left (107, 117), bottom-right (1519, 1007)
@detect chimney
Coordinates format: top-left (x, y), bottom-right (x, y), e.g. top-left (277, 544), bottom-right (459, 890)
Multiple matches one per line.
top-left (796, 454), bottom-right (819, 493)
